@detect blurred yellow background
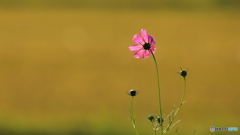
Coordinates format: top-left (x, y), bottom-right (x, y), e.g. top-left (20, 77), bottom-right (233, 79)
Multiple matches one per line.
top-left (0, 0), bottom-right (239, 134)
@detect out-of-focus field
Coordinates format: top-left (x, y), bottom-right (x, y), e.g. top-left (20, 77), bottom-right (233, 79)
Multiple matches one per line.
top-left (0, 8), bottom-right (239, 135)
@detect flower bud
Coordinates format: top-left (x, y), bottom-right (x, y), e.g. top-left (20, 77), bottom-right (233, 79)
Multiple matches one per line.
top-left (128, 89), bottom-right (138, 96)
top-left (157, 117), bottom-right (164, 124)
top-left (148, 115), bottom-right (155, 122)
top-left (180, 70), bottom-right (187, 77)
top-left (178, 68), bottom-right (188, 78)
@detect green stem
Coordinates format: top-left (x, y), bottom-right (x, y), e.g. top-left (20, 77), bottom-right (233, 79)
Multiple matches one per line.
top-left (150, 52), bottom-right (163, 135)
top-left (151, 122), bottom-right (156, 135)
top-left (130, 96), bottom-right (139, 135)
top-left (154, 126), bottom-right (156, 135)
top-left (163, 77), bottom-right (186, 134)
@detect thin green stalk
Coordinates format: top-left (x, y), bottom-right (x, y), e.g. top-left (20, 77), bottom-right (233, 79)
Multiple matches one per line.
top-left (150, 52), bottom-right (163, 135)
top-left (163, 78), bottom-right (186, 134)
top-left (151, 122), bottom-right (156, 135)
top-left (154, 129), bottom-right (156, 135)
top-left (130, 96), bottom-right (139, 135)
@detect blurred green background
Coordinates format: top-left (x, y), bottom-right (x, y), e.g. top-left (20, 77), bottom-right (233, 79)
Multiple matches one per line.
top-left (0, 0), bottom-right (239, 134)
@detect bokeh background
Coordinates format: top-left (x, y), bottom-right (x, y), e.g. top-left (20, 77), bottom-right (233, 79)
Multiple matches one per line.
top-left (0, 0), bottom-right (239, 134)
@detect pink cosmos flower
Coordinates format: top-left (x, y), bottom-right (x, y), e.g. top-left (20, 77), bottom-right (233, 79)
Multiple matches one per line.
top-left (129, 29), bottom-right (156, 59)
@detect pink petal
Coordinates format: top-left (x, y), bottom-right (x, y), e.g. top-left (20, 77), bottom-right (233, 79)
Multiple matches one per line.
top-left (143, 50), bottom-right (151, 59)
top-left (140, 29), bottom-right (149, 43)
top-left (150, 46), bottom-right (157, 53)
top-left (148, 35), bottom-right (155, 45)
top-left (129, 45), bottom-right (142, 51)
top-left (132, 34), bottom-right (144, 45)
top-left (133, 50), bottom-right (145, 58)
